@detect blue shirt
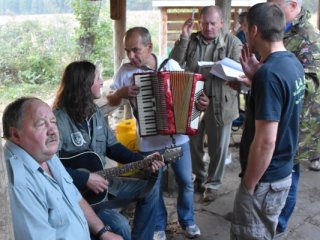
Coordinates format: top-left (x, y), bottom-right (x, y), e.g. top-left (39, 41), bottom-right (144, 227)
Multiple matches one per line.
top-left (4, 140), bottom-right (90, 240)
top-left (240, 51), bottom-right (305, 182)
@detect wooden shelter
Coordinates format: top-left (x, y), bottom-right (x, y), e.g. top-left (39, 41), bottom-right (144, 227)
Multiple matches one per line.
top-left (152, 0), bottom-right (266, 56)
top-left (1, 1), bottom-right (319, 238)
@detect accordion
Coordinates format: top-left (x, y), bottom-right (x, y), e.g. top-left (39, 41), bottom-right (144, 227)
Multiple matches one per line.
top-left (133, 71), bottom-right (205, 137)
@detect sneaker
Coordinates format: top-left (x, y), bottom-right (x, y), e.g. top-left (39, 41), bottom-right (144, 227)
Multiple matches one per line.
top-left (203, 188), bottom-right (219, 202)
top-left (153, 230), bottom-right (166, 240)
top-left (309, 159), bottom-right (320, 171)
top-left (184, 224), bottom-right (201, 238)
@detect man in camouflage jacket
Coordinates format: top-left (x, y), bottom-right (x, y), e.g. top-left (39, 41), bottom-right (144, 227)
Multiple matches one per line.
top-left (269, 0), bottom-right (320, 235)
top-left (284, 7), bottom-right (320, 170)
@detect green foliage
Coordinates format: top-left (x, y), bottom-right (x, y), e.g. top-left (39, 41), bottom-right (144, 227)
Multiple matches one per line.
top-left (0, 81), bottom-right (57, 105)
top-left (72, 0), bottom-right (114, 77)
top-left (0, 18), bottom-right (77, 85)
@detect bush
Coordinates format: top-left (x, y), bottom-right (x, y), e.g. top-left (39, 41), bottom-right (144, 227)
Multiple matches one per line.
top-left (0, 17), bottom-right (77, 85)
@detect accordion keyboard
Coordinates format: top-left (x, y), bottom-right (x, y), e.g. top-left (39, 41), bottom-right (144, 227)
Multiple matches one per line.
top-left (134, 74), bottom-right (158, 136)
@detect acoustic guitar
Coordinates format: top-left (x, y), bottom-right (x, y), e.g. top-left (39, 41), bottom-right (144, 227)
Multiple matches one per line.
top-left (60, 147), bottom-right (182, 205)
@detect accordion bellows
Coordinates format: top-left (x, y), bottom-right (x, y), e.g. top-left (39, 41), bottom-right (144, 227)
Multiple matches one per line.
top-left (134, 71), bottom-right (205, 137)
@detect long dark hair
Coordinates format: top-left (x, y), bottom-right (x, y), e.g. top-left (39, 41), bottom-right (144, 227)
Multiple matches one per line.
top-left (53, 60), bottom-right (96, 123)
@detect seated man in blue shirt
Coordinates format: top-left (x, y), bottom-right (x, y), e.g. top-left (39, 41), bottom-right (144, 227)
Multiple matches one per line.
top-left (2, 97), bottom-right (122, 240)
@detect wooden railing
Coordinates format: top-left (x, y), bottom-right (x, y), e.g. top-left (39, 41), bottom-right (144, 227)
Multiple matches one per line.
top-left (159, 6), bottom-right (248, 56)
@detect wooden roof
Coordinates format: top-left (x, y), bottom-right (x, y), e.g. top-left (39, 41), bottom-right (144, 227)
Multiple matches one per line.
top-left (152, 0), bottom-right (266, 8)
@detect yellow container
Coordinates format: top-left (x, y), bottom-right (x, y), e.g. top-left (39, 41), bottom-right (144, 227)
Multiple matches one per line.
top-left (115, 118), bottom-right (140, 176)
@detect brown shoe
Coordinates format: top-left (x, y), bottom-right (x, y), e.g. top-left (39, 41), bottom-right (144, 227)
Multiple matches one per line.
top-left (203, 188), bottom-right (219, 202)
top-left (194, 179), bottom-right (205, 193)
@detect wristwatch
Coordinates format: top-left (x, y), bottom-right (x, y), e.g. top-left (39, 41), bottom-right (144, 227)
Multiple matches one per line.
top-left (96, 225), bottom-right (112, 239)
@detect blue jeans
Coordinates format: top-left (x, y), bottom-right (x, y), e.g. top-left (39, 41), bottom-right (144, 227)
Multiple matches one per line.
top-left (277, 163), bottom-right (300, 233)
top-left (96, 176), bottom-right (159, 240)
top-left (142, 142), bottom-right (195, 231)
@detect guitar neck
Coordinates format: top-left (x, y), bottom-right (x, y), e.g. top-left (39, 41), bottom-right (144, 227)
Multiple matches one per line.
top-left (96, 155), bottom-right (162, 179)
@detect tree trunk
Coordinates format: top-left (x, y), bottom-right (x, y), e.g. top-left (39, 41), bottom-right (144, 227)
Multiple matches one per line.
top-left (77, 0), bottom-right (102, 60)
top-left (215, 0), bottom-right (232, 33)
top-left (0, 138), bottom-right (15, 240)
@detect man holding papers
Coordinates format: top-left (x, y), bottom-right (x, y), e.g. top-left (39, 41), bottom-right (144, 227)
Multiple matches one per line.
top-left (170, 5), bottom-right (243, 202)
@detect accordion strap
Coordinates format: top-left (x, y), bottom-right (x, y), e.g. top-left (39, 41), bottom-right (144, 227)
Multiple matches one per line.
top-left (170, 135), bottom-right (176, 146)
top-left (158, 58), bottom-right (171, 72)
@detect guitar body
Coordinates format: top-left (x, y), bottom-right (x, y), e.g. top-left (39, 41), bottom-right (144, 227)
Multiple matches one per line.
top-left (60, 147), bottom-right (182, 205)
top-left (60, 151), bottom-right (107, 205)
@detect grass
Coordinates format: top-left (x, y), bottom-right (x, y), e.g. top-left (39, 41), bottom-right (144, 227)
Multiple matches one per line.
top-left (0, 82), bottom-right (58, 113)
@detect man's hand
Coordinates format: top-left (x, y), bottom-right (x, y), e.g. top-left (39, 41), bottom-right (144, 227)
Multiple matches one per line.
top-left (145, 152), bottom-right (165, 173)
top-left (195, 93), bottom-right (209, 111)
top-left (107, 85), bottom-right (139, 106)
top-left (181, 18), bottom-right (194, 38)
top-left (243, 176), bottom-right (257, 195)
top-left (117, 85), bottom-right (140, 99)
top-left (86, 173), bottom-right (108, 194)
top-left (240, 44), bottom-right (261, 80)
top-left (100, 231), bottom-right (123, 240)
top-left (227, 75), bottom-right (251, 91)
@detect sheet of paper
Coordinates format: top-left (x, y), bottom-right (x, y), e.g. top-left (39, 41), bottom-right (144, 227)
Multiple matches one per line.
top-left (198, 61), bottom-right (214, 67)
top-left (210, 58), bottom-right (244, 81)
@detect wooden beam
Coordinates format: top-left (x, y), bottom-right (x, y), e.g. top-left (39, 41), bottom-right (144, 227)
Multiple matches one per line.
top-left (0, 138), bottom-right (15, 240)
top-left (167, 12), bottom-right (199, 21)
top-left (167, 32), bottom-right (181, 41)
top-left (110, 0), bottom-right (121, 20)
top-left (161, 8), bottom-right (168, 56)
top-left (215, 0), bottom-right (232, 33)
top-left (167, 22), bottom-right (199, 31)
top-left (112, 0), bottom-right (126, 73)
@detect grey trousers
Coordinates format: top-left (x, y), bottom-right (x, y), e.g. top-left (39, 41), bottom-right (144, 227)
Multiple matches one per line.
top-left (230, 175), bottom-right (292, 240)
top-left (189, 106), bottom-right (232, 190)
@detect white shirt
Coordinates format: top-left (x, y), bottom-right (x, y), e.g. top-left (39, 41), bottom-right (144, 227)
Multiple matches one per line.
top-left (112, 56), bottom-right (189, 152)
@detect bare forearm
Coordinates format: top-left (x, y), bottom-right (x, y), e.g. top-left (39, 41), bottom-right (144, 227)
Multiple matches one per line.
top-left (80, 199), bottom-right (123, 240)
top-left (80, 198), bottom-right (105, 234)
top-left (106, 91), bottom-right (122, 106)
top-left (243, 140), bottom-right (275, 192)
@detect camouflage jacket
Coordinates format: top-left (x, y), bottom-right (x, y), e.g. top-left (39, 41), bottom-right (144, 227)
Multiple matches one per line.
top-left (284, 8), bottom-right (320, 161)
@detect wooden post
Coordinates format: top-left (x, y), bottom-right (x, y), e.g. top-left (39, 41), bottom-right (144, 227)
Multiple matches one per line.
top-left (111, 0), bottom-right (126, 73)
top-left (0, 138), bottom-right (15, 240)
top-left (161, 8), bottom-right (168, 57)
top-left (215, 0), bottom-right (232, 33)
